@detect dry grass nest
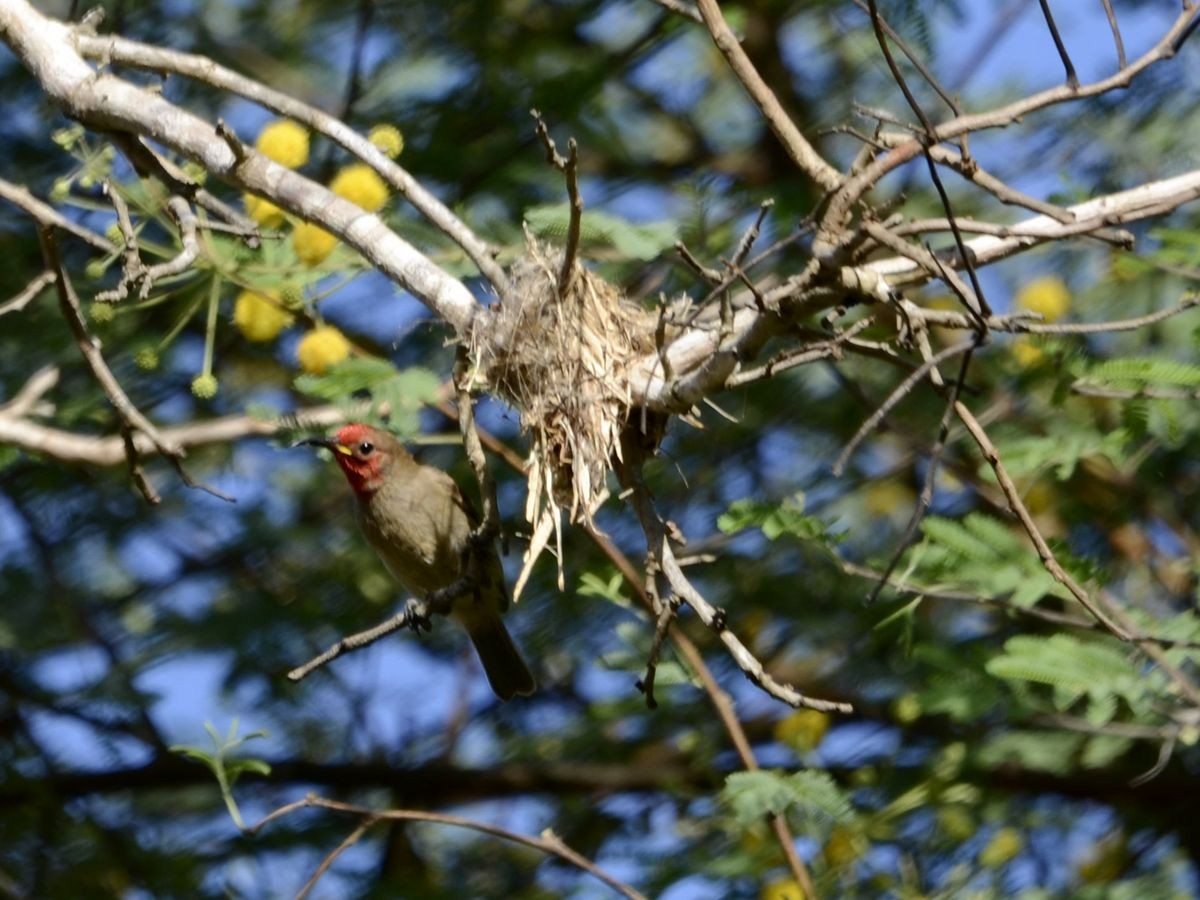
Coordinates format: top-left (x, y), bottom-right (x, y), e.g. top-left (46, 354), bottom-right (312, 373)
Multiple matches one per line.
top-left (468, 239), bottom-right (663, 549)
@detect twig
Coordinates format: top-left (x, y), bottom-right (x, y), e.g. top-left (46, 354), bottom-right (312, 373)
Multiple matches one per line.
top-left (0, 365), bottom-right (59, 417)
top-left (0, 270), bottom-right (55, 317)
top-left (953, 400), bottom-right (1132, 640)
top-left (38, 226), bottom-right (176, 505)
top-left (454, 346), bottom-right (503, 550)
top-left (693, 0), bottom-right (840, 191)
top-left (530, 110), bottom-right (582, 298)
top-left (248, 793), bottom-right (648, 900)
top-left (285, 579), bottom-right (472, 683)
top-left (909, 293), bottom-right (1200, 336)
top-left (647, 0), bottom-right (701, 23)
top-left (0, 177), bottom-right (116, 253)
top-left (1038, 0), bottom-right (1079, 87)
top-left (620, 463), bottom-right (852, 715)
top-left (849, 0), bottom-right (963, 118)
top-left (95, 181), bottom-right (144, 303)
top-left (832, 339), bottom-right (975, 476)
top-left (1099, 0), bottom-right (1126, 69)
top-left (731, 199), bottom-right (774, 268)
top-left (865, 0), bottom-right (991, 321)
top-left (295, 816), bottom-right (378, 900)
top-left (865, 341), bottom-right (977, 605)
top-left (675, 241), bottom-right (723, 285)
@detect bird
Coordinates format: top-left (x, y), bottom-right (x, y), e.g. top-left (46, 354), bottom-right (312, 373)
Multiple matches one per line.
top-left (301, 423), bottom-right (535, 700)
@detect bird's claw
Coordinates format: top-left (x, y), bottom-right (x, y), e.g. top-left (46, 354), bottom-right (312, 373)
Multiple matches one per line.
top-left (404, 598), bottom-right (433, 634)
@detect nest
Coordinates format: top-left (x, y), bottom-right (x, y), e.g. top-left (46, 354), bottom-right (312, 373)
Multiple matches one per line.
top-left (468, 238), bottom-right (661, 589)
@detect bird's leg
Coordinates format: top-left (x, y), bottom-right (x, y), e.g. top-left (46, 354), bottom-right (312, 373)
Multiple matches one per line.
top-left (407, 575), bottom-right (474, 634)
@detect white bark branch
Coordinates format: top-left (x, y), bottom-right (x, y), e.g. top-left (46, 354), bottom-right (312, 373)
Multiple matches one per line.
top-left (0, 0), bottom-right (480, 335)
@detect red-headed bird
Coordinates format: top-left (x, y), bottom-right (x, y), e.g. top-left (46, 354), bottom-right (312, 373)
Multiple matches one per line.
top-left (302, 423), bottom-right (535, 700)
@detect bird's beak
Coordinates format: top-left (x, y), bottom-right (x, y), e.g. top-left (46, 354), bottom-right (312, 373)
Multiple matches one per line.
top-left (296, 437), bottom-right (353, 456)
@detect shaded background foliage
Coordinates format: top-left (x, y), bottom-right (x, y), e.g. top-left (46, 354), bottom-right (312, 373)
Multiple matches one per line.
top-left (1, 0), bottom-right (1199, 897)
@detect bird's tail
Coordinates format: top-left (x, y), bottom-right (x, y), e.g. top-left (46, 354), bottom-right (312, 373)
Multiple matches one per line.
top-left (463, 612), bottom-right (536, 701)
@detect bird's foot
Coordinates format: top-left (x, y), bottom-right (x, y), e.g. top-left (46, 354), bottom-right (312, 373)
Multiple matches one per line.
top-left (404, 598), bottom-right (433, 634)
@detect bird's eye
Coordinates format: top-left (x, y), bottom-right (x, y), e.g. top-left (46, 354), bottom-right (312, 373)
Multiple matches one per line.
top-left (358, 442), bottom-right (374, 456)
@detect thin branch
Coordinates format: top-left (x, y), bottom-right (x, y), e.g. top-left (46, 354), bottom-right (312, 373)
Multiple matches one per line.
top-left (0, 177), bottom-right (116, 253)
top-left (909, 293), bottom-right (1200, 335)
top-left (0, 270), bottom-right (55, 317)
top-left (531, 110), bottom-right (582, 298)
top-left (954, 400), bottom-right (1132, 641)
top-left (295, 816), bottom-right (378, 900)
top-left (865, 341), bottom-right (977, 605)
top-left (286, 579), bottom-right (473, 683)
top-left (832, 338), bottom-right (975, 476)
top-left (817, 6), bottom-right (1200, 256)
top-left (1099, 0), bottom-right (1127, 69)
top-left (248, 794), bottom-right (648, 900)
top-left (693, 0), bottom-right (840, 190)
top-left (1037, 0), bottom-right (1079, 87)
top-left (849, 0), bottom-right (962, 118)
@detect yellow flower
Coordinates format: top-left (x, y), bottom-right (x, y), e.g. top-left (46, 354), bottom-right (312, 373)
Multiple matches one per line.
top-left (368, 124), bottom-right (404, 158)
top-left (760, 878), bottom-right (805, 900)
top-left (330, 163), bottom-right (389, 213)
top-left (774, 709), bottom-right (831, 752)
top-left (979, 827), bottom-right (1023, 868)
top-left (297, 325), bottom-right (350, 374)
top-left (255, 119), bottom-right (309, 168)
top-left (191, 374), bottom-right (218, 399)
top-left (233, 289), bottom-right (293, 343)
top-left (244, 193), bottom-right (285, 228)
top-left (1014, 276), bottom-right (1070, 322)
top-left (1011, 337), bottom-right (1045, 368)
top-left (292, 222), bottom-right (339, 267)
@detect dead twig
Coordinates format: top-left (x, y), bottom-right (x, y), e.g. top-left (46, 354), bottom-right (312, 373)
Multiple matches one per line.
top-left (247, 793), bottom-right (648, 900)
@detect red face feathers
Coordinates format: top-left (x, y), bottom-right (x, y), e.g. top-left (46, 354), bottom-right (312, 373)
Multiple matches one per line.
top-left (322, 423), bottom-right (399, 497)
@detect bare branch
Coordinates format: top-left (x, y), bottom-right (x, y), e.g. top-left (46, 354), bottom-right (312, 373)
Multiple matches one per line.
top-left (248, 794), bottom-right (648, 900)
top-left (73, 28), bottom-right (509, 294)
top-left (0, 270), bottom-right (55, 317)
top-left (693, 0), bottom-right (840, 191)
top-left (0, 177), bottom-right (116, 253)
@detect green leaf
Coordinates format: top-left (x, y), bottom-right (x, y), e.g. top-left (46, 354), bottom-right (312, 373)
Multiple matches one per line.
top-left (294, 357), bottom-right (398, 400)
top-left (985, 635), bottom-right (1142, 705)
top-left (717, 494), bottom-right (842, 546)
top-left (976, 730), bottom-right (1084, 775)
top-left (1077, 357), bottom-right (1200, 389)
top-left (721, 770), bottom-right (855, 828)
top-left (524, 204), bottom-right (679, 261)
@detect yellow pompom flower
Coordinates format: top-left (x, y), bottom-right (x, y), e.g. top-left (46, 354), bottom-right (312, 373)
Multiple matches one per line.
top-left (864, 480), bottom-right (914, 516)
top-left (330, 163), bottom-right (389, 213)
top-left (191, 374), bottom-right (219, 399)
top-left (244, 193), bottom-right (285, 228)
top-left (255, 119), bottom-right (309, 168)
top-left (1011, 337), bottom-right (1045, 369)
top-left (233, 289), bottom-right (293, 343)
top-left (774, 709), bottom-right (831, 752)
top-left (292, 222), bottom-right (339, 267)
top-left (297, 325), bottom-right (350, 374)
top-left (1014, 276), bottom-right (1070, 322)
top-left (760, 878), bottom-right (805, 900)
top-left (369, 124), bottom-right (404, 158)
top-left (979, 827), bottom-right (1024, 868)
